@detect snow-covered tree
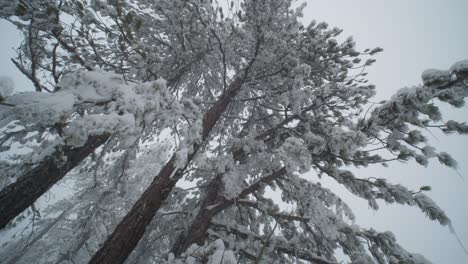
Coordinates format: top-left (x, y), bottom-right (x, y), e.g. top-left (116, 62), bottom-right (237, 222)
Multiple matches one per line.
top-left (1, 0), bottom-right (468, 263)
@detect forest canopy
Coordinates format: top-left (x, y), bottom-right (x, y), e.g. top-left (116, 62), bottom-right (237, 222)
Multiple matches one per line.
top-left (1, 0), bottom-right (468, 263)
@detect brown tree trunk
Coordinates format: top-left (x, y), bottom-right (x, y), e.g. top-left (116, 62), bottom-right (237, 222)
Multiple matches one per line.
top-left (89, 74), bottom-right (250, 264)
top-left (171, 167), bottom-right (338, 264)
top-left (171, 102), bottom-right (295, 255)
top-left (0, 53), bottom-right (206, 231)
top-left (171, 175), bottom-right (226, 255)
top-left (0, 134), bottom-right (109, 229)
top-left (171, 167), bottom-right (286, 255)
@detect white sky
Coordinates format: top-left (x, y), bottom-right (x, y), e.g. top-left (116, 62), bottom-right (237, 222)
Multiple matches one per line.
top-left (300, 1), bottom-right (468, 263)
top-left (1, 0), bottom-right (468, 263)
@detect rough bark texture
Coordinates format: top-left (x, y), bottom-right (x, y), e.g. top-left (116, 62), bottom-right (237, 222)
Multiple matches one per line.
top-left (171, 167), bottom-right (286, 255)
top-left (171, 104), bottom-right (290, 255)
top-left (89, 75), bottom-right (248, 264)
top-left (89, 152), bottom-right (190, 264)
top-left (171, 175), bottom-right (226, 255)
top-left (0, 134), bottom-right (109, 229)
top-left (0, 53), bottom-right (203, 231)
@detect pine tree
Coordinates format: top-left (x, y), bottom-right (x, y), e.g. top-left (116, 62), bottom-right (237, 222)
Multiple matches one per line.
top-left (1, 0), bottom-right (468, 263)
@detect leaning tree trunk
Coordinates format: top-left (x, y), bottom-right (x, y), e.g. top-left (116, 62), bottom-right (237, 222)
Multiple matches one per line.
top-left (170, 167), bottom-right (337, 264)
top-left (170, 100), bottom-right (312, 255)
top-left (171, 168), bottom-right (286, 255)
top-left (89, 71), bottom-right (254, 263)
top-left (171, 175), bottom-right (226, 255)
top-left (0, 134), bottom-right (109, 229)
top-left (171, 100), bottom-right (305, 255)
top-left (0, 54), bottom-right (205, 230)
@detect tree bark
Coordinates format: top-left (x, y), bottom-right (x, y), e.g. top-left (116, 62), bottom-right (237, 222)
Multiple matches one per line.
top-left (0, 52), bottom-right (207, 230)
top-left (171, 102), bottom-right (296, 255)
top-left (89, 74), bottom-right (251, 264)
top-left (171, 167), bottom-right (286, 255)
top-left (0, 134), bottom-right (109, 229)
top-left (171, 175), bottom-right (226, 255)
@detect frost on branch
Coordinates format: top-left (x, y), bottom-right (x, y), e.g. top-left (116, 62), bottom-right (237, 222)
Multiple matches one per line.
top-left (413, 193), bottom-right (451, 226)
top-left (421, 69), bottom-right (451, 87)
top-left (358, 59), bottom-right (468, 170)
top-left (450, 60), bottom-right (468, 79)
top-left (1, 0), bottom-right (467, 263)
top-left (3, 69), bottom-right (172, 146)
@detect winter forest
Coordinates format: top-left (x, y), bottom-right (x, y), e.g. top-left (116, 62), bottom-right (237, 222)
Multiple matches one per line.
top-left (0, 0), bottom-right (468, 263)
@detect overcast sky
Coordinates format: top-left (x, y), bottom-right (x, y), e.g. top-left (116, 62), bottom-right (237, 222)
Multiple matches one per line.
top-left (300, 1), bottom-right (468, 263)
top-left (1, 1), bottom-right (467, 263)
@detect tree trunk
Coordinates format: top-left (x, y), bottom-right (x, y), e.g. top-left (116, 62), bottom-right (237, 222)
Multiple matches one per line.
top-left (0, 134), bottom-right (109, 229)
top-left (90, 75), bottom-right (249, 264)
top-left (171, 168), bottom-right (286, 255)
top-left (0, 53), bottom-right (205, 230)
top-left (171, 175), bottom-right (226, 255)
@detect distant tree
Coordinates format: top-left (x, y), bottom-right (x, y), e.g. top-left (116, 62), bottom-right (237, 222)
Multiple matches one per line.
top-left (1, 0), bottom-right (467, 263)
